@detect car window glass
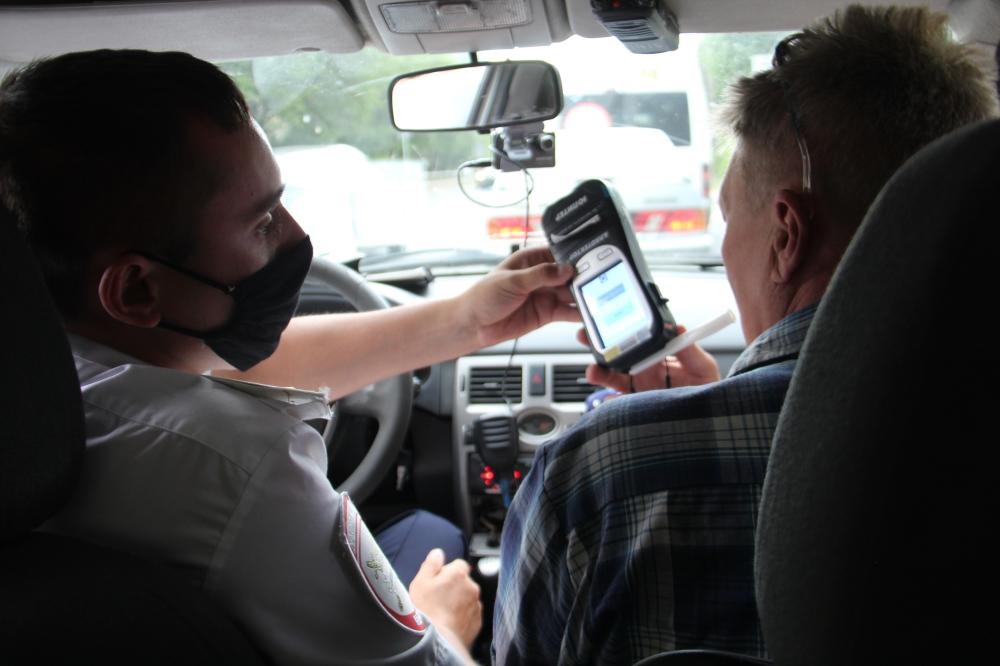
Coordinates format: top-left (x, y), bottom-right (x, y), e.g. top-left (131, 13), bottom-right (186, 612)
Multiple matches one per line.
top-left (221, 32), bottom-right (787, 267)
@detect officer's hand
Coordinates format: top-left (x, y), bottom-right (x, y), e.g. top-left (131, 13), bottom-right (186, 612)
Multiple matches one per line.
top-left (458, 246), bottom-right (578, 349)
top-left (410, 548), bottom-right (483, 649)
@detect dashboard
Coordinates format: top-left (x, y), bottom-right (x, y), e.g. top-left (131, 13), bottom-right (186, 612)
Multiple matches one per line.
top-left (302, 262), bottom-right (746, 557)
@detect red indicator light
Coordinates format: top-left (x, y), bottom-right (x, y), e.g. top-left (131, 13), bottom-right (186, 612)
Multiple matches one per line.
top-left (480, 466), bottom-right (495, 486)
top-left (513, 469), bottom-right (522, 480)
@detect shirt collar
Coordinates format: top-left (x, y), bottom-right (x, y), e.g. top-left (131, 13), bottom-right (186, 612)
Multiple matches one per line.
top-left (728, 303), bottom-right (819, 377)
top-left (68, 331), bottom-right (146, 374)
top-left (204, 375), bottom-right (331, 414)
top-left (68, 332), bottom-right (330, 420)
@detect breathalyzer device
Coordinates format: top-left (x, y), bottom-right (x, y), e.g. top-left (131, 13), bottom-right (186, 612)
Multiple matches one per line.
top-left (541, 179), bottom-right (678, 372)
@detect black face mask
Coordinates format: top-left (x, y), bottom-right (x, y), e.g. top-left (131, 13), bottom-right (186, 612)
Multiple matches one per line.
top-left (139, 236), bottom-right (313, 371)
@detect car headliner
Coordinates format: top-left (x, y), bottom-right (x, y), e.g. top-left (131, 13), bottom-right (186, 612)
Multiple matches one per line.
top-left (0, 0), bottom-right (965, 68)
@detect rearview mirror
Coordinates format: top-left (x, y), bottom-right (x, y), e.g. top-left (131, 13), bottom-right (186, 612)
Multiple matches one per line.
top-left (389, 61), bottom-right (562, 132)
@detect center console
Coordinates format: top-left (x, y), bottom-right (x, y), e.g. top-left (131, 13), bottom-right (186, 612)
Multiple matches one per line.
top-left (452, 352), bottom-right (597, 559)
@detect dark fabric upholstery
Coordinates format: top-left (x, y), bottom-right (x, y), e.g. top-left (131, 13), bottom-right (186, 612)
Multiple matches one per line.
top-left (0, 210), bottom-right (267, 664)
top-left (633, 649), bottom-right (771, 666)
top-left (1, 533), bottom-right (269, 664)
top-left (0, 214), bottom-right (84, 540)
top-left (757, 119), bottom-right (1000, 664)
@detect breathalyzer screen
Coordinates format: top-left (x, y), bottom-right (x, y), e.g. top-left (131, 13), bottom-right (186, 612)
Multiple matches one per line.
top-left (579, 261), bottom-right (651, 350)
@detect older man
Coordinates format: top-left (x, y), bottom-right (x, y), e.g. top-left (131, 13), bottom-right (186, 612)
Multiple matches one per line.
top-left (494, 6), bottom-right (999, 665)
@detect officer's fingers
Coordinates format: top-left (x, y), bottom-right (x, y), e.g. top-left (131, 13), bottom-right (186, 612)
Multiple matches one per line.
top-left (417, 547), bottom-right (446, 577)
top-left (439, 558), bottom-right (474, 580)
top-left (499, 245), bottom-right (555, 270)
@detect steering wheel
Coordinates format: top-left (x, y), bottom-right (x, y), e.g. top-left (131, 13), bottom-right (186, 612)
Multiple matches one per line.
top-left (306, 257), bottom-right (413, 505)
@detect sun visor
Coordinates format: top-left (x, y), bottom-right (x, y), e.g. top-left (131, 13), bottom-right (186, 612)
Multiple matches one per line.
top-left (359, 0), bottom-right (570, 54)
top-left (0, 1), bottom-right (364, 66)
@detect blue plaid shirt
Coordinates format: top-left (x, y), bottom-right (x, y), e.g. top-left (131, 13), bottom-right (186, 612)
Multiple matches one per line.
top-left (493, 305), bottom-right (817, 665)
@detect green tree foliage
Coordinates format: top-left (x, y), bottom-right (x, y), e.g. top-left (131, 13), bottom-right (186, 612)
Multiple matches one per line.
top-left (220, 50), bottom-right (486, 171)
top-left (697, 32), bottom-right (787, 181)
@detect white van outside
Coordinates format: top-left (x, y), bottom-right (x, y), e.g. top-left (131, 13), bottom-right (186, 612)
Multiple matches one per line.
top-left (479, 35), bottom-right (715, 258)
top-left (276, 144), bottom-right (430, 261)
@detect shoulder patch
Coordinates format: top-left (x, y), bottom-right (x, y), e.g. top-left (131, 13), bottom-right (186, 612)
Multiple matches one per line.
top-left (339, 493), bottom-right (427, 633)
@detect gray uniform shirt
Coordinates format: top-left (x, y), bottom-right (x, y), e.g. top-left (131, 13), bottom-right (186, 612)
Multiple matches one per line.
top-left (42, 334), bottom-right (461, 665)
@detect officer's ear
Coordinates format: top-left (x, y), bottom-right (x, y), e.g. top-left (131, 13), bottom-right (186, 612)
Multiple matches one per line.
top-left (97, 253), bottom-right (162, 328)
top-left (770, 188), bottom-right (812, 284)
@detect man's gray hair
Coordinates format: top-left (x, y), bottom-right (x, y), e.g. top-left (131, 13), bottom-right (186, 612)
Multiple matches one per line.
top-left (721, 4), bottom-right (998, 226)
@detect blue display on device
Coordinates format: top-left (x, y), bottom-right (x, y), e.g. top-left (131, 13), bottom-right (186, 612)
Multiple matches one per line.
top-left (542, 179), bottom-right (678, 372)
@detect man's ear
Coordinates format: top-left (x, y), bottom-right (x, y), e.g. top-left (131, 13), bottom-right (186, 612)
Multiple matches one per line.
top-left (96, 254), bottom-right (162, 328)
top-left (770, 189), bottom-right (812, 284)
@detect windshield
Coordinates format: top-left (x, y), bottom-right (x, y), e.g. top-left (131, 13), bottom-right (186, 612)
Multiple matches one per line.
top-left (220, 32), bottom-right (786, 269)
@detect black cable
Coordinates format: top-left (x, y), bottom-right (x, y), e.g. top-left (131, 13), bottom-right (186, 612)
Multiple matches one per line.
top-left (450, 144), bottom-right (538, 506)
top-left (454, 148), bottom-right (535, 208)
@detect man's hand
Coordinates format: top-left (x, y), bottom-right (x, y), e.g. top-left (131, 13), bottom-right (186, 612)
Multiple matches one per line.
top-left (409, 548), bottom-right (483, 651)
top-left (578, 324), bottom-right (721, 394)
top-left (458, 246), bottom-right (579, 349)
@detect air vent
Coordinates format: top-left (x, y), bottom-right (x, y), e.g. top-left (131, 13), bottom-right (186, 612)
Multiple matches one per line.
top-left (469, 366), bottom-right (523, 404)
top-left (552, 365), bottom-right (597, 402)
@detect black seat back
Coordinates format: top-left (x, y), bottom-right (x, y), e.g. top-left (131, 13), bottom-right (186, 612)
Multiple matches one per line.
top-left (757, 118), bottom-right (1000, 664)
top-left (0, 206), bottom-right (84, 539)
top-left (0, 212), bottom-right (268, 664)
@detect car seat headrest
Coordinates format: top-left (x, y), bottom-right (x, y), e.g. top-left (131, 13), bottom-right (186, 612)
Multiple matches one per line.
top-left (757, 118), bottom-right (1000, 664)
top-left (0, 209), bottom-right (85, 541)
